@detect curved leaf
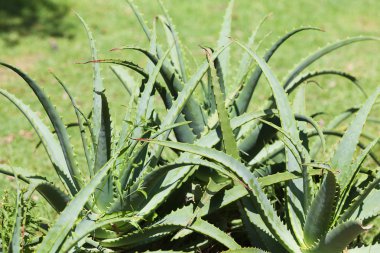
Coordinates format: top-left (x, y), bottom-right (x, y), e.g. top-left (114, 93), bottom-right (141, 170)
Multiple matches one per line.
top-left (0, 88), bottom-right (77, 195)
top-left (222, 247), bottom-right (269, 253)
top-left (307, 221), bottom-right (370, 253)
top-left (53, 74), bottom-right (94, 178)
top-left (349, 244), bottom-right (380, 253)
top-left (217, 0), bottom-right (234, 90)
top-left (157, 0), bottom-right (187, 82)
top-left (0, 64), bottom-right (79, 194)
top-left (283, 36), bottom-right (379, 89)
top-left (332, 88), bottom-right (380, 188)
top-left (145, 140), bottom-right (301, 253)
top-left (285, 70), bottom-right (366, 97)
top-left (233, 27), bottom-right (321, 116)
top-left (36, 155), bottom-right (119, 253)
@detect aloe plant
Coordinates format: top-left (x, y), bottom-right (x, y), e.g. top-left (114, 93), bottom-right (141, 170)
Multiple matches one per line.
top-left (1, 0), bottom-right (379, 252)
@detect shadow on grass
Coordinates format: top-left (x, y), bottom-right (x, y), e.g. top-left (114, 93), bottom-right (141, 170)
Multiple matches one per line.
top-left (0, 0), bottom-right (74, 43)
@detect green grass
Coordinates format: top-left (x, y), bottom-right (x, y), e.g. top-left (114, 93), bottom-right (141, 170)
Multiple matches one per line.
top-left (0, 0), bottom-right (379, 208)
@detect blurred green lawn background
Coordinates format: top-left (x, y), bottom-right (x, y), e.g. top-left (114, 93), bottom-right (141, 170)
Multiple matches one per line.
top-left (0, 0), bottom-right (379, 211)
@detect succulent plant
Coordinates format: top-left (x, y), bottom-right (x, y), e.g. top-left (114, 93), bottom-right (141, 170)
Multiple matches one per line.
top-left (0, 0), bottom-right (379, 252)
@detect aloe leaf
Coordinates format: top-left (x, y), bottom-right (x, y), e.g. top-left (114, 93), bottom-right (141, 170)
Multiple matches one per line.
top-left (53, 74), bottom-right (94, 178)
top-left (332, 88), bottom-right (380, 189)
top-left (310, 107), bottom-right (359, 158)
top-left (339, 176), bottom-right (380, 223)
top-left (327, 106), bottom-right (360, 129)
top-left (103, 204), bottom-right (241, 249)
top-left (349, 244), bottom-right (380, 253)
top-left (217, 0), bottom-right (234, 90)
top-left (100, 224), bottom-right (179, 248)
top-left (163, 205), bottom-right (241, 249)
top-left (233, 14), bottom-right (270, 91)
top-left (189, 217), bottom-right (241, 249)
top-left (233, 27), bottom-right (321, 116)
top-left (236, 41), bottom-right (311, 242)
top-left (128, 157), bottom-right (319, 216)
top-left (231, 109), bottom-right (277, 129)
top-left (146, 16), bottom-right (158, 73)
top-left (283, 36), bottom-right (379, 89)
top-left (36, 155), bottom-right (119, 253)
top-left (111, 159), bottom-right (225, 213)
top-left (24, 180), bottom-right (70, 213)
top-left (77, 14), bottom-right (109, 173)
top-left (0, 88), bottom-right (78, 195)
top-left (206, 66), bottom-right (217, 114)
top-left (240, 198), bottom-right (287, 253)
top-left (126, 0), bottom-right (151, 40)
top-left (91, 58), bottom-right (147, 77)
top-left (0, 164), bottom-right (37, 183)
top-left (157, 0), bottom-right (187, 82)
top-left (94, 59), bottom-right (195, 143)
top-left (133, 46), bottom-right (172, 138)
top-left (308, 130), bottom-right (380, 166)
top-left (0, 163), bottom-right (71, 214)
top-left (293, 85), bottom-right (307, 131)
top-left (142, 251), bottom-right (187, 253)
top-left (145, 140), bottom-right (301, 253)
top-left (222, 248), bottom-right (269, 253)
top-left (108, 121), bottom-right (194, 212)
top-left (174, 177), bottom-right (230, 239)
top-left (0, 63), bottom-right (80, 195)
top-left (285, 70), bottom-right (366, 97)
top-left (234, 41), bottom-right (301, 143)
top-left (307, 221), bottom-right (370, 253)
top-left (248, 140), bottom-right (284, 166)
top-left (106, 59), bottom-right (196, 143)
top-left (92, 92), bottom-right (113, 210)
top-left (334, 138), bottom-right (379, 222)
top-left (351, 189), bottom-right (380, 221)
top-left (295, 114), bottom-right (325, 152)
top-left (303, 171), bottom-right (337, 247)
top-left (205, 47), bottom-right (240, 159)
top-left (60, 213), bottom-right (140, 251)
top-left (110, 65), bottom-right (137, 97)
top-left (9, 178), bottom-right (22, 253)
top-left (114, 46), bottom-right (205, 138)
top-left (77, 14), bottom-right (114, 211)
top-left (149, 43), bottom-right (232, 164)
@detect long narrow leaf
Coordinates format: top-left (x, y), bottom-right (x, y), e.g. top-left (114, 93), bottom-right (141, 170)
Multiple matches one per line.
top-left (0, 63), bottom-right (80, 194)
top-left (332, 88), bottom-right (380, 188)
top-left (36, 155), bottom-right (119, 253)
top-left (145, 139), bottom-right (301, 253)
top-left (283, 36), bottom-right (379, 89)
top-left (0, 89), bottom-right (77, 195)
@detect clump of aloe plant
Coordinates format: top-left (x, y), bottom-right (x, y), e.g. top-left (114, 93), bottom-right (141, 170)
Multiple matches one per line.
top-left (1, 0), bottom-right (379, 252)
